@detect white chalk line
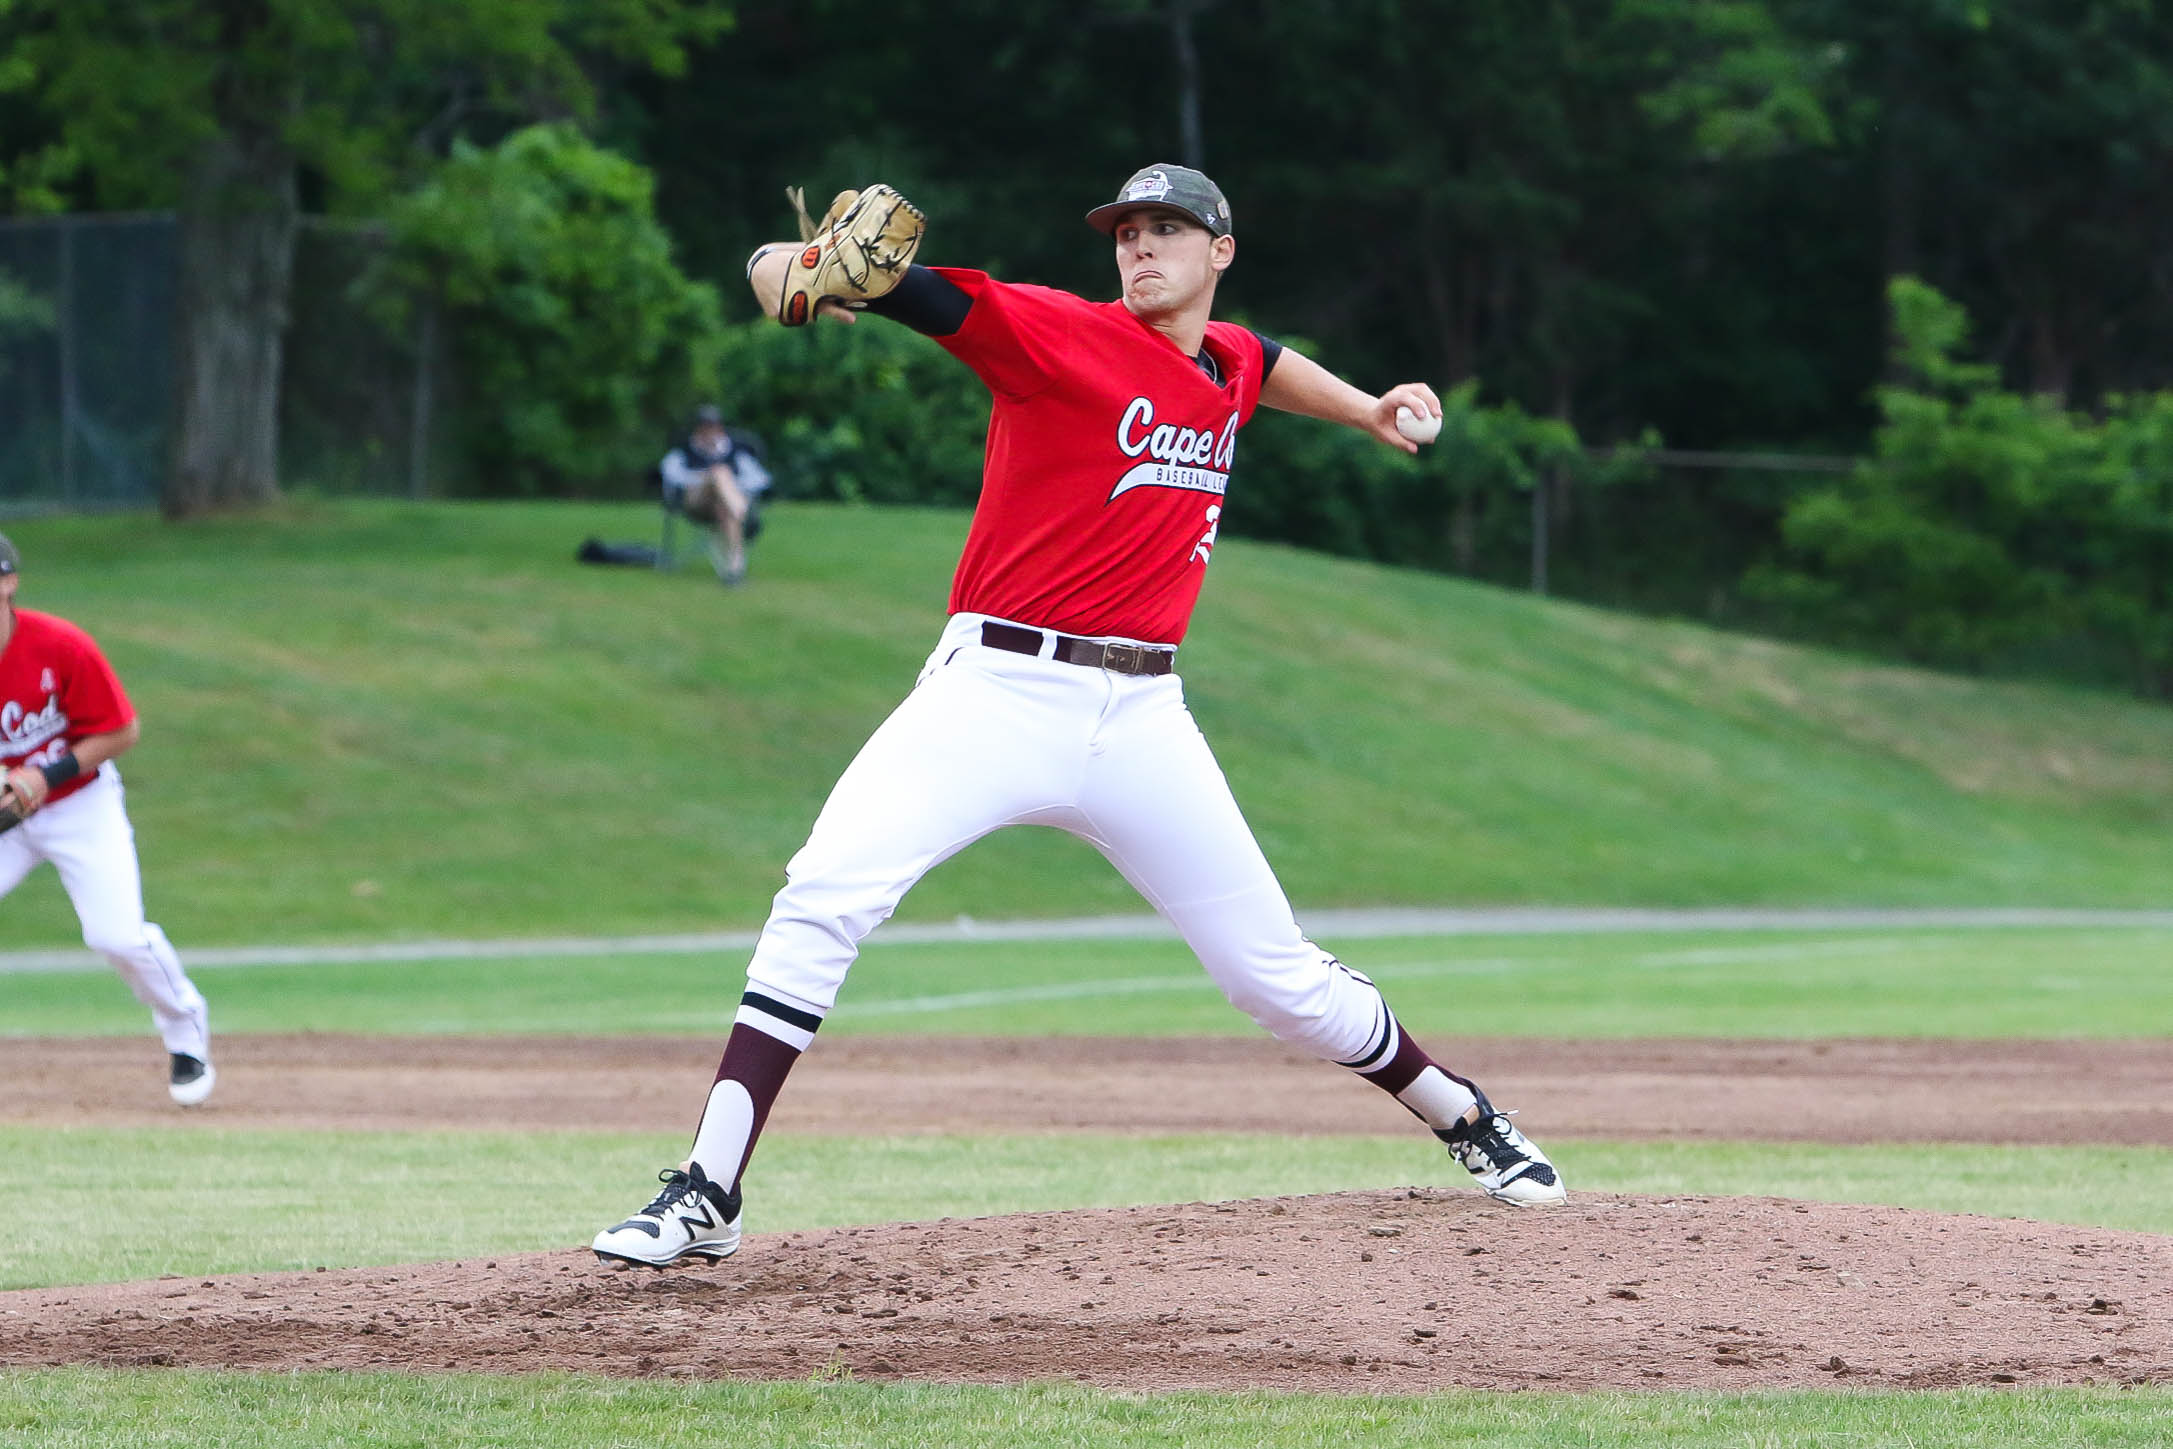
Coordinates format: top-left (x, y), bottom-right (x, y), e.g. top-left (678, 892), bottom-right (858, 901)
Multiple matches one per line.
top-left (4, 907), bottom-right (2168, 978)
top-left (841, 934), bottom-right (2038, 1017)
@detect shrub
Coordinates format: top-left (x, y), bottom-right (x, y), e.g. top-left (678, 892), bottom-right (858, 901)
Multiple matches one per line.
top-left (1749, 277), bottom-right (2173, 695)
top-left (706, 315), bottom-right (988, 504)
top-left (361, 124), bottom-right (723, 495)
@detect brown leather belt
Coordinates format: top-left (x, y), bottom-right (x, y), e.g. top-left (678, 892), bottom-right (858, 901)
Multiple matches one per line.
top-left (980, 621), bottom-right (1175, 677)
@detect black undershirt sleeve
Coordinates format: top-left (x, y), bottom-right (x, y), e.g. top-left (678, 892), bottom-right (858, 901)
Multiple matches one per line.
top-left (862, 265), bottom-right (974, 337)
top-left (865, 270), bottom-right (1279, 384)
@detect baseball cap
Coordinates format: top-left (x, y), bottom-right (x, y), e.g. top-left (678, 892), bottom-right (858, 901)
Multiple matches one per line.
top-left (0, 533), bottom-right (17, 576)
top-left (692, 403), bottom-right (725, 427)
top-left (1085, 164), bottom-right (1233, 237)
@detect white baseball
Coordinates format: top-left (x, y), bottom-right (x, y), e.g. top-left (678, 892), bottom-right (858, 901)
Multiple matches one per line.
top-left (1395, 405), bottom-right (1442, 445)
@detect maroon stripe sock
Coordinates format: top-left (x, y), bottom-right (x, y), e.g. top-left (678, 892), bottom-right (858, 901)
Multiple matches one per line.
top-left (701, 1022), bottom-right (806, 1189)
top-left (1357, 1025), bottom-right (1482, 1130)
top-left (1358, 1028), bottom-right (1435, 1096)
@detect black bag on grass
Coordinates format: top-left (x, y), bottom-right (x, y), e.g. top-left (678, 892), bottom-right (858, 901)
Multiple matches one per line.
top-left (576, 537), bottom-right (662, 567)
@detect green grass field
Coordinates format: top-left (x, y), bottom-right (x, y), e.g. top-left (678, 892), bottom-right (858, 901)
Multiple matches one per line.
top-left (5, 501), bottom-right (2172, 1443)
top-left (8, 1372), bottom-right (2171, 1449)
top-left (10, 926), bottom-right (2173, 1040)
top-left (6, 1372), bottom-right (2172, 1449)
top-left (2, 501), bottom-right (2172, 948)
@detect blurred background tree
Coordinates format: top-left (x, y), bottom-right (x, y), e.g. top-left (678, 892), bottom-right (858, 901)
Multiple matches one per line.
top-left (358, 123), bottom-right (724, 496)
top-left (0, 0), bottom-right (729, 516)
top-left (1752, 277), bottom-right (2173, 696)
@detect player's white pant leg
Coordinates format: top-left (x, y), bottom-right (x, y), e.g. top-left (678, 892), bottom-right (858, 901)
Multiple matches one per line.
top-left (0, 820), bottom-right (38, 898)
top-left (33, 771), bottom-right (210, 1059)
top-left (1073, 675), bottom-right (1390, 1066)
top-left (744, 618), bottom-right (1098, 1017)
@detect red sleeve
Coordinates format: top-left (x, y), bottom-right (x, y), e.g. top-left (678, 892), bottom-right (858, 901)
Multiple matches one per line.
top-left (925, 269), bottom-right (1085, 401)
top-left (61, 629), bottom-right (132, 741)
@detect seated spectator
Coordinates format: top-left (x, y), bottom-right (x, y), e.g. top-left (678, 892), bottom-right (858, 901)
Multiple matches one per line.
top-left (660, 404), bottom-right (771, 586)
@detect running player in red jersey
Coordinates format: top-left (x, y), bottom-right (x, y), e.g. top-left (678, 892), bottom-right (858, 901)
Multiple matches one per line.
top-left (593, 166), bottom-right (1563, 1268)
top-left (0, 532), bottom-right (214, 1106)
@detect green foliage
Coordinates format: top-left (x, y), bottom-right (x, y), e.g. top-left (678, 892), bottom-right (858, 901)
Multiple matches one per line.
top-left (361, 124), bottom-right (725, 495)
top-left (0, 1), bottom-right (732, 513)
top-left (0, 0), bottom-right (731, 212)
top-left (1884, 274), bottom-right (1999, 393)
top-left (0, 110), bottom-right (75, 214)
top-left (1629, 0), bottom-right (1841, 159)
top-left (1228, 377), bottom-right (1636, 586)
top-left (1750, 278), bottom-right (2173, 695)
top-left (709, 316), bottom-right (989, 504)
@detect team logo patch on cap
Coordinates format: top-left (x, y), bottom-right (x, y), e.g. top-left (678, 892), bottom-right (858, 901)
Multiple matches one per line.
top-left (1124, 170), bottom-right (1175, 203)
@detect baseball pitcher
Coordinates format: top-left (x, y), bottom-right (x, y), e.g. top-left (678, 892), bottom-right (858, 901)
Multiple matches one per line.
top-left (593, 167), bottom-right (1563, 1268)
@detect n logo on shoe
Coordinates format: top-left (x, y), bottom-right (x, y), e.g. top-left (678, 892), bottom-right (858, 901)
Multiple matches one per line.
top-left (677, 1203), bottom-right (716, 1239)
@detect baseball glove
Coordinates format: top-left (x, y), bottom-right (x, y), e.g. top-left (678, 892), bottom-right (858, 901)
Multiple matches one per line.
top-left (0, 787), bottom-right (23, 837)
top-left (773, 183), bottom-right (924, 326)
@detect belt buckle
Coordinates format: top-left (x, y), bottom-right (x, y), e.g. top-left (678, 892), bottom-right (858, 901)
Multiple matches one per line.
top-left (1099, 642), bottom-right (1147, 675)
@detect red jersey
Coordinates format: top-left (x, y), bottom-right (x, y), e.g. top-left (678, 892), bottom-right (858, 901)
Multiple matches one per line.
top-left (931, 268), bottom-right (1268, 645)
top-left (0, 608), bottom-right (134, 807)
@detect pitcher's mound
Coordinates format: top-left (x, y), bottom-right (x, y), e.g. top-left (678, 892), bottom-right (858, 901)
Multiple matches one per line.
top-left (6, 1189), bottom-right (2170, 1391)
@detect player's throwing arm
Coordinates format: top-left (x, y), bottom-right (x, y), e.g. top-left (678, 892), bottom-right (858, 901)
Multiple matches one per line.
top-left (1252, 344), bottom-right (1445, 456)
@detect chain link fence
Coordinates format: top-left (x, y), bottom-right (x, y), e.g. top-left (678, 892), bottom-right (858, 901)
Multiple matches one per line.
top-left (280, 219), bottom-right (447, 500)
top-left (0, 214), bottom-right (176, 514)
top-left (0, 213), bottom-right (439, 516)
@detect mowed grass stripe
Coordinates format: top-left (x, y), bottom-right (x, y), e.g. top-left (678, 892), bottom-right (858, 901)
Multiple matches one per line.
top-left (6, 1127), bottom-right (2173, 1291)
top-left (5, 1370), bottom-right (2172, 1449)
top-left (7, 928), bottom-right (2172, 1040)
top-left (4, 500), bottom-right (2173, 951)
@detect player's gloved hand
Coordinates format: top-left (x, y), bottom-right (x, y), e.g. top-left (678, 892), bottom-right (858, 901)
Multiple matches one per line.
top-left (769, 182), bottom-right (925, 327)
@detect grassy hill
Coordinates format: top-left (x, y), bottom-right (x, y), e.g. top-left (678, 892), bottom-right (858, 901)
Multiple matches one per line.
top-left (2, 498), bottom-right (2169, 948)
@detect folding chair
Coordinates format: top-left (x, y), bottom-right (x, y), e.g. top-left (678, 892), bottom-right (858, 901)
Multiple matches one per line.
top-left (653, 463), bottom-right (684, 570)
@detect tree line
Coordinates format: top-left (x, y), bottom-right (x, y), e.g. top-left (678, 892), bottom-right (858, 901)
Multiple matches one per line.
top-left (6, 0), bottom-right (2173, 694)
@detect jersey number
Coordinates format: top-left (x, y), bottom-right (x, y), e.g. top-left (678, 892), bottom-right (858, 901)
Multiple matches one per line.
top-left (1191, 503), bottom-right (1223, 565)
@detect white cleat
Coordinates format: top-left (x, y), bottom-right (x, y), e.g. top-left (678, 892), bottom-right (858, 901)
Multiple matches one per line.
top-left (1438, 1093), bottom-right (1566, 1205)
top-left (592, 1161), bottom-right (743, 1267)
top-left (168, 1053), bottom-right (215, 1108)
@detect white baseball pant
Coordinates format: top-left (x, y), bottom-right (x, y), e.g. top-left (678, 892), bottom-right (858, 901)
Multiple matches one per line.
top-left (739, 612), bottom-right (1394, 1064)
top-left (0, 767), bottom-right (208, 1058)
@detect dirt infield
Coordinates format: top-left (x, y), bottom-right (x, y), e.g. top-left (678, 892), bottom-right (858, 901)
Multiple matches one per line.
top-left (11, 1033), bottom-right (2173, 1145)
top-left (4, 1033), bottom-right (2172, 1392)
